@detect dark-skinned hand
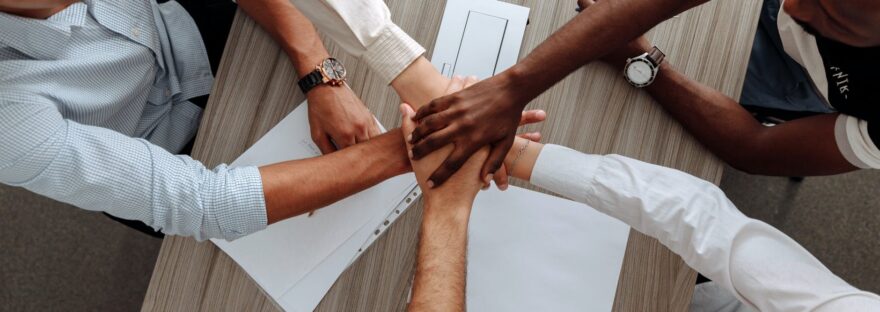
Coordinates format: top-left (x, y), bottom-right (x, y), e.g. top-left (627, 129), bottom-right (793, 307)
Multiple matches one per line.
top-left (409, 72), bottom-right (534, 188)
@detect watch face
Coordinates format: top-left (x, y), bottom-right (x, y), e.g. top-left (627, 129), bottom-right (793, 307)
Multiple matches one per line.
top-left (626, 60), bottom-right (653, 85)
top-left (322, 58), bottom-right (346, 81)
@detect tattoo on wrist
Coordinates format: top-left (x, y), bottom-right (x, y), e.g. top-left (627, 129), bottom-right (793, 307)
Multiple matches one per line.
top-left (509, 140), bottom-right (530, 175)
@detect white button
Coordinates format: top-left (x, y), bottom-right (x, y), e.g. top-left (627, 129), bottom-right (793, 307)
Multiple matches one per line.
top-left (132, 27), bottom-right (141, 39)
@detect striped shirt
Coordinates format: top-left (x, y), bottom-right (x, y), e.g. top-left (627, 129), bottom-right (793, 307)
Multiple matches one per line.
top-left (0, 0), bottom-right (266, 241)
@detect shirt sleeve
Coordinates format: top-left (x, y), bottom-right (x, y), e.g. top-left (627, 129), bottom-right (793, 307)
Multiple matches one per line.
top-left (835, 114), bottom-right (880, 169)
top-left (288, 0), bottom-right (425, 84)
top-left (530, 144), bottom-right (880, 312)
top-left (0, 91), bottom-right (267, 241)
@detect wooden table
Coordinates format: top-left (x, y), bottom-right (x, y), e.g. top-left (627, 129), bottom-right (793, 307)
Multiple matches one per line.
top-left (142, 1), bottom-right (762, 311)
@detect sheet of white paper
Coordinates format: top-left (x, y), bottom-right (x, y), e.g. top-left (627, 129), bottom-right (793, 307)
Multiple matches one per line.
top-left (431, 0), bottom-right (529, 79)
top-left (212, 103), bottom-right (417, 305)
top-left (278, 190), bottom-right (417, 312)
top-left (467, 186), bottom-right (630, 311)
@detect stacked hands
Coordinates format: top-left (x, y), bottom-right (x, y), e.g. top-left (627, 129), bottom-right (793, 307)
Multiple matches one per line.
top-left (401, 76), bottom-right (545, 207)
top-left (404, 0), bottom-right (652, 189)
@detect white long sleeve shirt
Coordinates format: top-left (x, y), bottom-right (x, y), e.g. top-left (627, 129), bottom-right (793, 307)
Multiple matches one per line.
top-left (270, 0), bottom-right (426, 85)
top-left (529, 144), bottom-right (880, 311)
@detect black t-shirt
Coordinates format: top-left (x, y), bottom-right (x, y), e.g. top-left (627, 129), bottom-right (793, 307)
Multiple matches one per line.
top-left (815, 37), bottom-right (880, 145)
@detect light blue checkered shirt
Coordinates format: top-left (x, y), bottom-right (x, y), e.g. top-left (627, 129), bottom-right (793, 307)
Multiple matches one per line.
top-left (0, 0), bottom-right (266, 241)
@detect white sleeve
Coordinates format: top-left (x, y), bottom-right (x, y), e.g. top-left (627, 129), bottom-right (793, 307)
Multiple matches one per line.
top-left (834, 114), bottom-right (880, 169)
top-left (529, 144), bottom-right (880, 312)
top-left (289, 0), bottom-right (425, 84)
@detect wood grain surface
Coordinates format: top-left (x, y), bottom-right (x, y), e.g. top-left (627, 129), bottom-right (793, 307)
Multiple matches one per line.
top-left (142, 0), bottom-right (762, 311)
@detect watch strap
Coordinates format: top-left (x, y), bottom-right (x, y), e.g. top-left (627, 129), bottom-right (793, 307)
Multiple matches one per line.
top-left (647, 46), bottom-right (665, 67)
top-left (298, 70), bottom-right (324, 94)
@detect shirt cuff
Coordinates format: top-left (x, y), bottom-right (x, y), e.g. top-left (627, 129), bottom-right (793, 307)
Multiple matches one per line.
top-left (530, 144), bottom-right (603, 203)
top-left (361, 24), bottom-right (425, 85)
top-left (834, 114), bottom-right (880, 169)
top-left (203, 165), bottom-right (268, 241)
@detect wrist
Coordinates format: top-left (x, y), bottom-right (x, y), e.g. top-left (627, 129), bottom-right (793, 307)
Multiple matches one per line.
top-left (500, 65), bottom-right (537, 109)
top-left (373, 128), bottom-right (412, 176)
top-left (290, 50), bottom-right (330, 79)
top-left (423, 201), bottom-right (472, 224)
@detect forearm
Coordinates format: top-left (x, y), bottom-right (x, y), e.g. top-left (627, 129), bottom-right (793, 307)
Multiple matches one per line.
top-left (504, 0), bottom-right (707, 105)
top-left (260, 129), bottom-right (410, 223)
top-left (524, 145), bottom-right (880, 311)
top-left (391, 58), bottom-right (448, 109)
top-left (646, 63), bottom-right (855, 175)
top-left (243, 0), bottom-right (446, 109)
top-left (238, 0), bottom-right (329, 76)
top-left (409, 202), bottom-right (471, 312)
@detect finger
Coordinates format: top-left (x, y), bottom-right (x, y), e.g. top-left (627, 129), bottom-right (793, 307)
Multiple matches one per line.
top-left (517, 132), bottom-right (542, 142)
top-left (410, 111), bottom-right (452, 144)
top-left (463, 75), bottom-right (479, 89)
top-left (334, 134), bottom-right (357, 150)
top-left (410, 125), bottom-right (457, 160)
top-left (519, 109), bottom-right (547, 126)
top-left (444, 75), bottom-right (466, 94)
top-left (356, 132), bottom-right (370, 144)
top-left (413, 76), bottom-right (464, 121)
top-left (400, 103), bottom-right (417, 152)
top-left (367, 118), bottom-right (382, 138)
top-left (427, 146), bottom-right (475, 188)
top-left (313, 131), bottom-right (337, 154)
top-left (479, 137), bottom-right (515, 184)
top-left (414, 96), bottom-right (450, 121)
top-left (493, 164), bottom-right (509, 191)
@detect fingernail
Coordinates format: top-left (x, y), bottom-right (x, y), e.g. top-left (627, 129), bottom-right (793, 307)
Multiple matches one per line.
top-left (536, 110), bottom-right (547, 118)
top-left (485, 174), bottom-right (494, 184)
top-left (500, 184), bottom-right (509, 191)
top-left (427, 180), bottom-right (435, 188)
top-left (408, 149), bottom-right (413, 159)
top-left (406, 134), bottom-right (412, 142)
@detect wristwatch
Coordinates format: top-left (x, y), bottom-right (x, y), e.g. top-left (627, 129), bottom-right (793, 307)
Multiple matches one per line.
top-left (297, 57), bottom-right (347, 94)
top-left (624, 46), bottom-right (665, 88)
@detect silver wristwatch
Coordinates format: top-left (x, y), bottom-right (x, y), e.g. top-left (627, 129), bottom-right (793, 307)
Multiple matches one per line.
top-left (624, 46), bottom-right (665, 88)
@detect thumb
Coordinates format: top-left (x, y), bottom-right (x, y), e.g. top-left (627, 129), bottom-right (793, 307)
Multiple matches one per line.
top-left (400, 103), bottom-right (416, 150)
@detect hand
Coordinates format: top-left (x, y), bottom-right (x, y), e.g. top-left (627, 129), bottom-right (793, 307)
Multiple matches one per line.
top-left (307, 84), bottom-right (382, 154)
top-left (409, 73), bottom-right (535, 188)
top-left (576, 0), bottom-right (652, 66)
top-left (485, 111), bottom-right (545, 191)
top-left (402, 76), bottom-right (486, 207)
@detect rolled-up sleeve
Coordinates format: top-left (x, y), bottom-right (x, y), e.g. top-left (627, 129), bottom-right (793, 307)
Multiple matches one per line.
top-left (834, 114), bottom-right (880, 169)
top-left (530, 144), bottom-right (880, 311)
top-left (0, 91), bottom-right (266, 241)
top-left (289, 0), bottom-right (425, 84)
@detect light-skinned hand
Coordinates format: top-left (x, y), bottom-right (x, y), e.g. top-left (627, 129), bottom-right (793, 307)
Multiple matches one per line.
top-left (307, 84), bottom-right (382, 154)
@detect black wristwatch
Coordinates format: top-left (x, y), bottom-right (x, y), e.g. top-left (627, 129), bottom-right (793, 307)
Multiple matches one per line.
top-left (297, 57), bottom-right (347, 94)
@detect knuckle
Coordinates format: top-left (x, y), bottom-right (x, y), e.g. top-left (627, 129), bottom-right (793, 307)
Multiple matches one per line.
top-left (427, 101), bottom-right (440, 112)
top-left (423, 136), bottom-right (439, 147)
top-left (412, 145), bottom-right (426, 157)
